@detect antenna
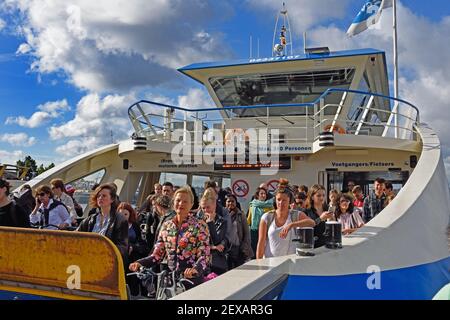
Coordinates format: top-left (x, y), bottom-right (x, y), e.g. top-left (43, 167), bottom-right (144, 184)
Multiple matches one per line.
top-left (303, 32), bottom-right (307, 54)
top-left (272, 2), bottom-right (294, 57)
top-left (257, 38), bottom-right (260, 58)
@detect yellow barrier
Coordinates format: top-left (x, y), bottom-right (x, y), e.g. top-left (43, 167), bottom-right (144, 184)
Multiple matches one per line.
top-left (0, 227), bottom-right (127, 300)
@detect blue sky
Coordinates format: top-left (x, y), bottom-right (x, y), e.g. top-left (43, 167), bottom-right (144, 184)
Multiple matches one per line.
top-left (1, 0), bottom-right (450, 178)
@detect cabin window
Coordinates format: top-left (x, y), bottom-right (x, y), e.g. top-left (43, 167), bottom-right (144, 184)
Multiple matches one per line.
top-left (70, 169), bottom-right (106, 212)
top-left (210, 68), bottom-right (355, 117)
top-left (347, 72), bottom-right (371, 123)
top-left (159, 173), bottom-right (187, 187)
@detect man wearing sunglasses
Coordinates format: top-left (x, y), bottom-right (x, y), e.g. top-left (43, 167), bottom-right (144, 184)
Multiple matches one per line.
top-left (30, 185), bottom-right (72, 230)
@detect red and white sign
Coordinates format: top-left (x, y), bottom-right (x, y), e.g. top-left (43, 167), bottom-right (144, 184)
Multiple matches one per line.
top-left (266, 179), bottom-right (279, 193)
top-left (232, 180), bottom-right (249, 198)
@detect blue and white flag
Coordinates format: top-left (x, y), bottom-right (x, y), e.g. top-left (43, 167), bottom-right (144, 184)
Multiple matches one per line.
top-left (347, 0), bottom-right (393, 36)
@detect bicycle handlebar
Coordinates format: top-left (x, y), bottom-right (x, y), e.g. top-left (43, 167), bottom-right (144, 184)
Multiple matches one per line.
top-left (30, 223), bottom-right (77, 231)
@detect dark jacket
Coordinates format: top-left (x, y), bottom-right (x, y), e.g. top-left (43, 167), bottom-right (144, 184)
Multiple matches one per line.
top-left (145, 209), bottom-right (176, 250)
top-left (216, 204), bottom-right (231, 248)
top-left (78, 208), bottom-right (129, 259)
top-left (197, 208), bottom-right (228, 273)
top-left (304, 207), bottom-right (326, 248)
top-left (230, 208), bottom-right (253, 259)
top-left (14, 189), bottom-right (35, 215)
top-left (0, 201), bottom-right (30, 228)
top-left (363, 191), bottom-right (386, 223)
top-left (197, 208), bottom-right (228, 248)
top-left (129, 222), bottom-right (150, 262)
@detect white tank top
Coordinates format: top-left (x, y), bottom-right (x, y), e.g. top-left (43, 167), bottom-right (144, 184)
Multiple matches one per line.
top-left (262, 212), bottom-right (296, 258)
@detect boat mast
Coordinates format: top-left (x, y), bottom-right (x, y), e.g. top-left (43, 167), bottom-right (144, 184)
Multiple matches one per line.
top-left (272, 2), bottom-right (293, 57)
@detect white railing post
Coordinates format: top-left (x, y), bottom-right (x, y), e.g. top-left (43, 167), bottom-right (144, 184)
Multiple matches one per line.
top-left (320, 98), bottom-right (325, 136)
top-left (383, 100), bottom-right (399, 138)
top-left (136, 103), bottom-right (158, 138)
top-left (356, 95), bottom-right (375, 136)
top-left (330, 92), bottom-right (348, 132)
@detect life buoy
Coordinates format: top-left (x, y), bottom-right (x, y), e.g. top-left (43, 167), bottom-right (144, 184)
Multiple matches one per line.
top-left (324, 124), bottom-right (346, 134)
top-left (224, 128), bottom-right (250, 145)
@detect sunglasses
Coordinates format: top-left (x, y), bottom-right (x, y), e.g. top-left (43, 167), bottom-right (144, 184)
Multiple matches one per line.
top-left (340, 199), bottom-right (350, 203)
top-left (38, 193), bottom-right (47, 197)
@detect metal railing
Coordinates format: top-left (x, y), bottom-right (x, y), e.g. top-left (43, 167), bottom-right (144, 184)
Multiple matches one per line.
top-left (127, 88), bottom-right (421, 145)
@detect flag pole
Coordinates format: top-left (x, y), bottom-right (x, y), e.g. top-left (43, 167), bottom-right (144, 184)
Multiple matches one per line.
top-left (393, 0), bottom-right (399, 138)
top-left (393, 0), bottom-right (398, 100)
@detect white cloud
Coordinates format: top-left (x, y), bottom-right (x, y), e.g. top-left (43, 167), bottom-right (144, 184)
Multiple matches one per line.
top-left (0, 149), bottom-right (25, 164)
top-left (16, 43), bottom-right (31, 54)
top-left (5, 99), bottom-right (70, 128)
top-left (305, 3), bottom-right (450, 177)
top-left (49, 93), bottom-right (137, 156)
top-left (247, 0), bottom-right (353, 35)
top-left (177, 88), bottom-right (214, 109)
top-left (0, 133), bottom-right (36, 147)
top-left (0, 18), bottom-right (5, 31)
top-left (3, 0), bottom-right (233, 92)
top-left (51, 88), bottom-right (214, 157)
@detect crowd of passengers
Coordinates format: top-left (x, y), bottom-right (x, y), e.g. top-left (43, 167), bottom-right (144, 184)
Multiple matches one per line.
top-left (0, 176), bottom-right (394, 295)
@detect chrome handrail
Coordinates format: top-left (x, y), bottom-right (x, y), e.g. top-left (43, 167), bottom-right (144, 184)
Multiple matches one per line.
top-left (128, 89), bottom-right (421, 144)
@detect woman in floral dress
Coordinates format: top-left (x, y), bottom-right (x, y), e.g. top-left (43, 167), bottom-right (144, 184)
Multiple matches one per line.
top-left (129, 186), bottom-right (210, 289)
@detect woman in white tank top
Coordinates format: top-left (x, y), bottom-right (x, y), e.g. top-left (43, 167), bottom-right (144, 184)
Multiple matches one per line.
top-left (256, 181), bottom-right (315, 259)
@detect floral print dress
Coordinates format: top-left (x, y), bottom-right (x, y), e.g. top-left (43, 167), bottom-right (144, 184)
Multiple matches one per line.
top-left (138, 213), bottom-right (211, 277)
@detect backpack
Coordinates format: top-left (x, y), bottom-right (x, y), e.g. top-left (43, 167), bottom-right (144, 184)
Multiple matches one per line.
top-left (39, 200), bottom-right (69, 225)
top-left (264, 209), bottom-right (300, 237)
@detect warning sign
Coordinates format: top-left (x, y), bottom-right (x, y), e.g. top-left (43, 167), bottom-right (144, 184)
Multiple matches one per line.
top-left (232, 180), bottom-right (250, 198)
top-left (266, 179), bottom-right (279, 193)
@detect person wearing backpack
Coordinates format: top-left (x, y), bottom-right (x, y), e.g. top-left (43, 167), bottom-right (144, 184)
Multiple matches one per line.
top-left (256, 182), bottom-right (314, 259)
top-left (29, 185), bottom-right (72, 230)
top-left (0, 178), bottom-right (30, 228)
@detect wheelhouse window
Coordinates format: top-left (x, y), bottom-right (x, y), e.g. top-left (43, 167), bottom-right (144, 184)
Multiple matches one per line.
top-left (210, 68), bottom-right (356, 117)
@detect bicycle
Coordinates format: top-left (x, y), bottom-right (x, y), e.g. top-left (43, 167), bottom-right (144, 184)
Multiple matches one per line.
top-left (126, 266), bottom-right (194, 300)
top-left (30, 223), bottom-right (77, 231)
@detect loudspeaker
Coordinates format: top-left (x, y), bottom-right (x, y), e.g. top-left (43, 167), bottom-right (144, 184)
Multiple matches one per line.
top-left (123, 159), bottom-right (129, 170)
top-left (410, 155), bottom-right (417, 168)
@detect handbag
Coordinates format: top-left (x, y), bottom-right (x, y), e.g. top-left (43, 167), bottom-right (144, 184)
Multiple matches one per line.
top-left (211, 250), bottom-right (228, 272)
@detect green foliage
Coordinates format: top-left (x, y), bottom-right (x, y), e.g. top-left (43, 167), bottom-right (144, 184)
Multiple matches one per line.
top-left (16, 156), bottom-right (55, 178)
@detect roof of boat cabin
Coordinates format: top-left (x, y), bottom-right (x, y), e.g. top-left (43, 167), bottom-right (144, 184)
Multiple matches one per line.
top-left (178, 48), bottom-right (385, 74)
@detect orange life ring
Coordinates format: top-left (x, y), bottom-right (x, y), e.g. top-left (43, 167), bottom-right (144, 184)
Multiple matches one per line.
top-left (224, 128), bottom-right (250, 145)
top-left (324, 124), bottom-right (346, 134)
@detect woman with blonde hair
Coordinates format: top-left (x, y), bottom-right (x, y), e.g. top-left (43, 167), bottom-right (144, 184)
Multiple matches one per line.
top-left (130, 186), bottom-right (210, 289)
top-left (197, 188), bottom-right (229, 274)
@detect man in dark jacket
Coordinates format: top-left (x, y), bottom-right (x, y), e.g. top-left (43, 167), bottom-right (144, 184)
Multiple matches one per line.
top-left (0, 178), bottom-right (30, 228)
top-left (363, 178), bottom-right (386, 223)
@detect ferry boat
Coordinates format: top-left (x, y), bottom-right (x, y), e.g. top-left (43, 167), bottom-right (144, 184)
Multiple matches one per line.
top-left (1, 5), bottom-right (449, 300)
